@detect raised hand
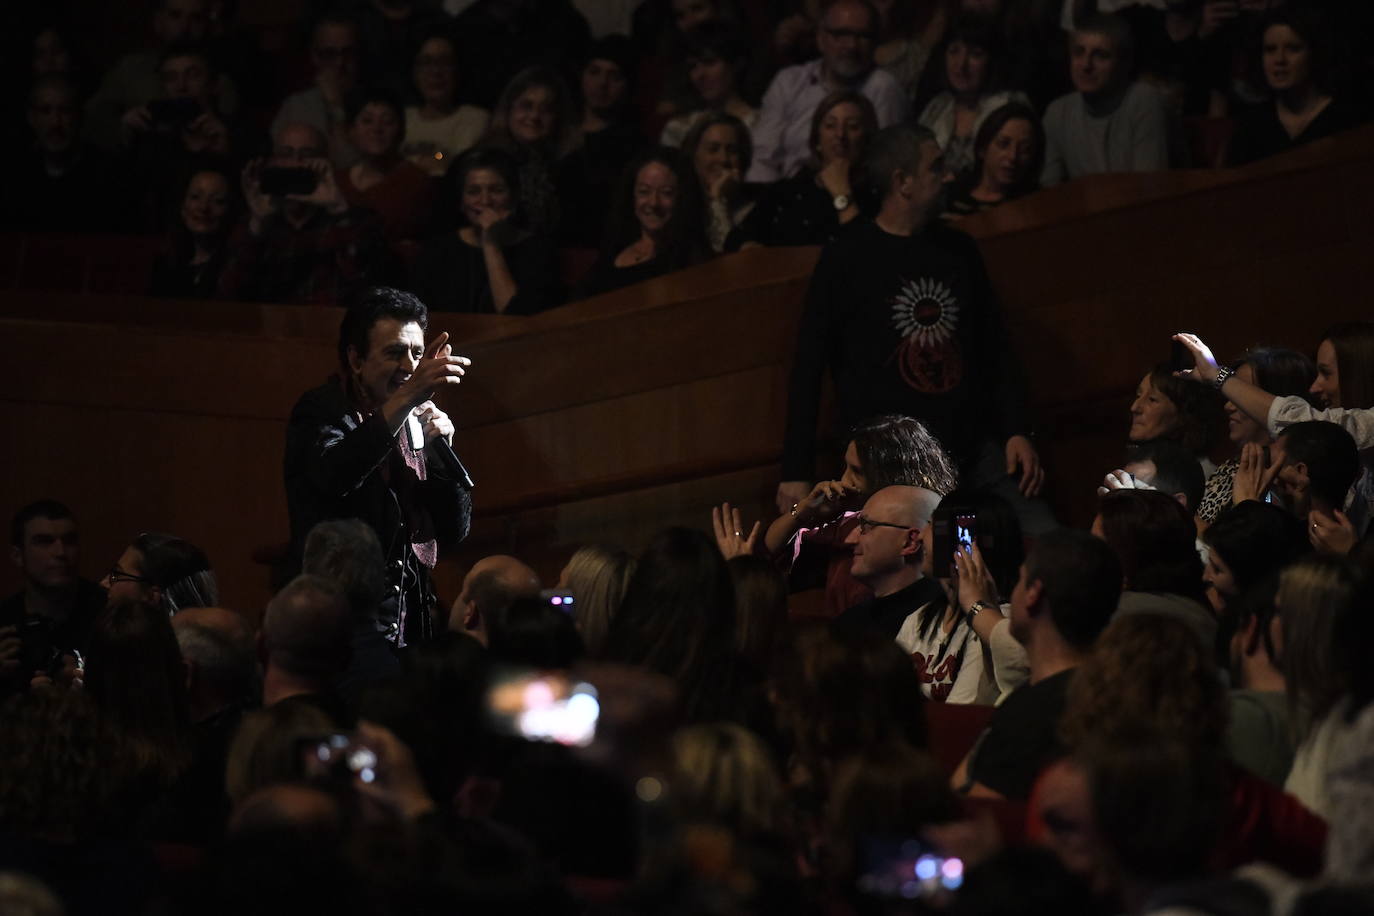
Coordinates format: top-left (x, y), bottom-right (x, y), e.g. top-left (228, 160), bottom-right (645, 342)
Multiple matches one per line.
top-left (712, 501), bottom-right (761, 559)
top-left (1309, 508), bottom-right (1357, 556)
top-left (1005, 435), bottom-right (1044, 497)
top-left (1172, 332), bottom-right (1220, 384)
top-left (1232, 442), bottom-right (1281, 504)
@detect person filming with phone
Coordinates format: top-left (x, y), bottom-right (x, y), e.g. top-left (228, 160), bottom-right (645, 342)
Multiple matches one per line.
top-left (284, 287), bottom-right (474, 646)
top-left (218, 122), bottom-right (386, 304)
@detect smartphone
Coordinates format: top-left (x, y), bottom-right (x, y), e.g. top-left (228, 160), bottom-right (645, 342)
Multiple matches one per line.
top-left (147, 97), bottom-right (202, 128)
top-left (259, 166), bottom-right (319, 196)
top-left (931, 506), bottom-right (976, 574)
top-left (486, 669), bottom-right (599, 747)
top-left (856, 836), bottom-right (964, 901)
top-left (1169, 338), bottom-right (1194, 373)
top-left (299, 733), bottom-right (379, 786)
top-left (540, 589), bottom-right (576, 614)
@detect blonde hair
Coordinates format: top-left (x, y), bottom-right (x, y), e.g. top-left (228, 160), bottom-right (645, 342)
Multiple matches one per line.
top-left (671, 723), bottom-right (785, 838)
top-left (224, 701), bottom-right (335, 808)
top-left (1278, 554), bottom-right (1359, 730)
top-left (562, 544), bottom-right (635, 657)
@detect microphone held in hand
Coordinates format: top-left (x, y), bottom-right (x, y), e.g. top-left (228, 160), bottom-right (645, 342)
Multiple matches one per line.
top-left (406, 415), bottom-right (475, 491)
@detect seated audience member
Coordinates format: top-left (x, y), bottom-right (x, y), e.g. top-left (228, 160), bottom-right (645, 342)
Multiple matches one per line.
top-left (0, 500), bottom-right (106, 695)
top-left (1128, 362), bottom-right (1225, 476)
top-left (411, 148), bottom-right (559, 314)
top-left (747, 0), bottom-right (909, 182)
top-left (26, 23), bottom-right (83, 88)
top-left (577, 147), bottom-right (708, 298)
top-left (259, 574), bottom-right (353, 723)
top-left (1273, 420), bottom-right (1362, 539)
top-left (1040, 14), bottom-right (1170, 186)
top-left (271, 14), bottom-right (363, 170)
top-left (659, 21), bottom-right (757, 148)
top-left (726, 90), bottom-right (875, 250)
top-left (557, 36), bottom-right (645, 246)
top-left (727, 555), bottom-right (788, 674)
top-left (301, 519), bottom-right (400, 703)
top-left (1175, 329), bottom-right (1374, 542)
top-left (682, 113), bottom-right (754, 252)
top-left (149, 164), bottom-right (237, 298)
top-left (1100, 437), bottom-right (1206, 515)
top-left (402, 32), bottom-right (490, 176)
top-left (3, 77), bottom-right (122, 232)
top-left (450, 554), bottom-right (541, 645)
top-left (894, 490), bottom-right (1024, 704)
top-left (1202, 500), bottom-right (1308, 615)
top-left (486, 596), bottom-right (584, 669)
top-left (84, 599), bottom-right (195, 794)
top-left (736, 414), bottom-right (957, 619)
top-left (170, 605), bottom-right (257, 843)
top-left (779, 124), bottom-right (1050, 535)
top-left (1196, 346), bottom-right (1316, 524)
top-left (1323, 568), bottom-right (1374, 884)
top-left (1093, 489), bottom-right (1213, 651)
top-left (120, 43), bottom-right (238, 195)
top-left (451, 0), bottom-right (592, 110)
top-left (602, 527), bottom-right (745, 722)
top-left (351, 0), bottom-right (446, 94)
top-left (219, 123), bottom-right (387, 305)
top-left (1223, 577), bottom-right (1296, 786)
top-left (101, 531), bottom-right (218, 616)
top-left (943, 102), bottom-right (1043, 220)
top-left (556, 544), bottom-right (635, 658)
top-left (916, 15), bottom-right (1030, 179)
top-left (670, 722), bottom-right (788, 841)
top-left (83, 0), bottom-right (238, 152)
top-left (1279, 553), bottom-right (1362, 817)
top-left (1228, 9), bottom-right (1366, 167)
top-left (831, 485), bottom-right (944, 640)
top-left (477, 66), bottom-right (576, 235)
top-left (335, 87), bottom-right (434, 242)
top-left (952, 529), bottom-right (1122, 800)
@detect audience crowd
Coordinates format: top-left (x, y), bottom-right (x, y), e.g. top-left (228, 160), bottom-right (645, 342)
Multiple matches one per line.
top-left (5, 1), bottom-right (1374, 915)
top-left (4, 0), bottom-right (1371, 308)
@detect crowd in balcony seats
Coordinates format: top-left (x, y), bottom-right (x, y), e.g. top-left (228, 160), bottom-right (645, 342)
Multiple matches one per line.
top-left (5, 1), bottom-right (1374, 914)
top-left (3, 0), bottom-right (1370, 308)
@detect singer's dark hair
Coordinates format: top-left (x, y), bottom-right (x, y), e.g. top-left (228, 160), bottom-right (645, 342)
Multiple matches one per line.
top-left (337, 287), bottom-right (430, 375)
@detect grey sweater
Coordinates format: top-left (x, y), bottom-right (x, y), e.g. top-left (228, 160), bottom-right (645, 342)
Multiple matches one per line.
top-left (1040, 80), bottom-right (1169, 186)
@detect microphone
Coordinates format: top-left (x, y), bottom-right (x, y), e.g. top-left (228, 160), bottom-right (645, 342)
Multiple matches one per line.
top-left (406, 415), bottom-right (475, 491)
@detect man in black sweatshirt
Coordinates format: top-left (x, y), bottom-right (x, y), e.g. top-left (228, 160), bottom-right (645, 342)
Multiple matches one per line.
top-left (778, 124), bottom-right (1054, 534)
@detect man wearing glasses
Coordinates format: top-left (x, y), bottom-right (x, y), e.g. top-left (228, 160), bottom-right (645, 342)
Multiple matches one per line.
top-left (832, 485), bottom-right (942, 639)
top-left (270, 14), bottom-right (363, 169)
top-left (747, 0), bottom-right (909, 183)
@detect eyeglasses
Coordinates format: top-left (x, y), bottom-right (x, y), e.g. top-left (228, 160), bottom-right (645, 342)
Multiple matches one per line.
top-left (855, 515), bottom-right (912, 535)
top-left (106, 565), bottom-right (150, 586)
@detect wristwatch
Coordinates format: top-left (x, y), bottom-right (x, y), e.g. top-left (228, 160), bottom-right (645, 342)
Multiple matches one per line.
top-left (965, 600), bottom-right (996, 627)
top-left (1212, 366), bottom-right (1234, 390)
top-left (832, 193), bottom-right (850, 211)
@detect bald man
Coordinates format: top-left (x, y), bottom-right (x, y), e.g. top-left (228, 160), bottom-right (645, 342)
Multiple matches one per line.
top-left (173, 606), bottom-right (257, 724)
top-left (218, 120), bottom-right (384, 304)
top-left (832, 485), bottom-right (943, 638)
top-left (450, 555), bottom-right (541, 645)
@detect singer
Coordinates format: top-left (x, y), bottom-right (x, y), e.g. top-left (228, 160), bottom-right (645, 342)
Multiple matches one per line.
top-left (284, 286), bottom-right (473, 645)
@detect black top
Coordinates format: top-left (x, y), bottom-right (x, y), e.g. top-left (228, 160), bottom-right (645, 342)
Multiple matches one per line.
top-left (726, 170), bottom-right (844, 251)
top-left (781, 218), bottom-right (1030, 478)
top-left (0, 579), bottom-right (107, 698)
top-left (831, 576), bottom-right (946, 642)
top-left (968, 668), bottom-right (1075, 800)
top-left (283, 377), bottom-right (472, 642)
top-left (1228, 97), bottom-right (1367, 166)
top-left (410, 230), bottom-right (560, 315)
top-left (148, 248), bottom-right (227, 300)
top-left (575, 253), bottom-right (671, 299)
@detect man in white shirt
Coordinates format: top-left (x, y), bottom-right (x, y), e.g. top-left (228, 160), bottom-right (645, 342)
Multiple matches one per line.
top-left (747, 0), bottom-right (910, 183)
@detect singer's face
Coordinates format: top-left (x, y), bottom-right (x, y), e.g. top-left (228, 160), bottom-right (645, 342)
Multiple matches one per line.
top-left (350, 318), bottom-right (425, 406)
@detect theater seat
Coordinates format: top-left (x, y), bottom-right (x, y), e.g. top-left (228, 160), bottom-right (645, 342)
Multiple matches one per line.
top-left (924, 701), bottom-right (995, 777)
top-left (4, 233), bottom-right (163, 295)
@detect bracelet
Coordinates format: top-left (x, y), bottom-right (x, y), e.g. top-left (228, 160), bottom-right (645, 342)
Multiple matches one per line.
top-left (965, 600), bottom-right (996, 626)
top-left (1212, 366), bottom-right (1233, 390)
top-left (790, 502), bottom-right (800, 517)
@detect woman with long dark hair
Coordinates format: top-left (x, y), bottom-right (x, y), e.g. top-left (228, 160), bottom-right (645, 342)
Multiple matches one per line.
top-left (942, 102), bottom-right (1042, 219)
top-left (576, 146), bottom-right (708, 298)
top-left (149, 163), bottom-right (238, 298)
